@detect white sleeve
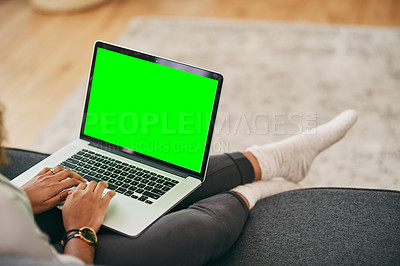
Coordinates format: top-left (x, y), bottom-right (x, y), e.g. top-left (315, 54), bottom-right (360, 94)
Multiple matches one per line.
top-left (0, 175), bottom-right (84, 265)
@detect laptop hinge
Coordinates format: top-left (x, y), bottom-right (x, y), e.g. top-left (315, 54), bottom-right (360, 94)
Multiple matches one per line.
top-left (89, 142), bottom-right (189, 178)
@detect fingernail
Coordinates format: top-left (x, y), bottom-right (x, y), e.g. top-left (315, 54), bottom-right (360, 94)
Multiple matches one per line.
top-left (102, 181), bottom-right (109, 187)
top-left (75, 178), bottom-right (83, 183)
top-left (111, 190), bottom-right (116, 195)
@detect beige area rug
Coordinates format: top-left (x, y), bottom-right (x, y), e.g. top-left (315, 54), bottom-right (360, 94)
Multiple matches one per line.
top-left (31, 17), bottom-right (400, 190)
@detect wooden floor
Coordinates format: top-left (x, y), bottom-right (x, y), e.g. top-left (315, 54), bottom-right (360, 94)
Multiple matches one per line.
top-left (1, 0), bottom-right (399, 150)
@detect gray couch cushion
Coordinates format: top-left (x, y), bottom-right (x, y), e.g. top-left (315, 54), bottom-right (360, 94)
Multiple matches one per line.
top-left (210, 187), bottom-right (400, 265)
top-left (1, 148), bottom-right (48, 179)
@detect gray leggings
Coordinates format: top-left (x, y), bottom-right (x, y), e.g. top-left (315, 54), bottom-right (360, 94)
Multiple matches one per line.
top-left (4, 150), bottom-right (254, 266)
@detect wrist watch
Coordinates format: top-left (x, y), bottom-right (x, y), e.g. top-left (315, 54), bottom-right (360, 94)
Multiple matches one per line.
top-left (62, 227), bottom-right (98, 247)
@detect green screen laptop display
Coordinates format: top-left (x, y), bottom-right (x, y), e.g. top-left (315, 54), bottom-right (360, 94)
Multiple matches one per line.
top-left (83, 47), bottom-right (219, 173)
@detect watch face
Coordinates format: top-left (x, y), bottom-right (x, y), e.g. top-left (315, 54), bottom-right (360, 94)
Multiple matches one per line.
top-left (81, 228), bottom-right (96, 243)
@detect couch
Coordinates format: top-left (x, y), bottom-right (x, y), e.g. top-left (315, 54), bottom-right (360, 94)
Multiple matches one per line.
top-left (1, 148), bottom-right (399, 265)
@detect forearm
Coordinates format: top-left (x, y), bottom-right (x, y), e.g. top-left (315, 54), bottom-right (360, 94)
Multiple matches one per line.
top-left (64, 238), bottom-right (95, 265)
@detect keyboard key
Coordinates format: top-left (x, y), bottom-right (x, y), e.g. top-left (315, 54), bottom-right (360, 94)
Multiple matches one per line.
top-left (144, 186), bottom-right (153, 191)
top-left (161, 186), bottom-right (171, 192)
top-left (124, 190), bottom-right (134, 197)
top-left (105, 171), bottom-right (112, 176)
top-left (108, 178), bottom-right (118, 184)
top-left (145, 200), bottom-right (153, 205)
top-left (138, 196), bottom-right (147, 202)
top-left (156, 179), bottom-right (165, 185)
top-left (107, 183), bottom-right (117, 190)
top-left (151, 188), bottom-right (165, 196)
top-left (61, 162), bottom-right (76, 169)
top-left (66, 158), bottom-right (79, 164)
top-left (130, 181), bottom-right (139, 186)
top-left (111, 173), bottom-right (118, 179)
top-left (116, 187), bottom-right (127, 194)
top-left (143, 191), bottom-right (160, 200)
top-left (164, 182), bottom-right (175, 188)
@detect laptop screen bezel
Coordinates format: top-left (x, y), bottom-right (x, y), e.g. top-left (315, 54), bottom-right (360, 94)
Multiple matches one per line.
top-left (80, 41), bottom-right (223, 181)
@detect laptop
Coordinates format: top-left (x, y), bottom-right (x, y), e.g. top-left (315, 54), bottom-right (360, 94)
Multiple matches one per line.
top-left (12, 40), bottom-right (223, 237)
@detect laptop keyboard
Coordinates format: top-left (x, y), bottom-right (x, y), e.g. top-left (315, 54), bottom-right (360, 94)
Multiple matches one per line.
top-left (59, 149), bottom-right (179, 205)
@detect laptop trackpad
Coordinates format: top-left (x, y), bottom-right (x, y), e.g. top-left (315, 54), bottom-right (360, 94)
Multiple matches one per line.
top-left (103, 193), bottom-right (163, 237)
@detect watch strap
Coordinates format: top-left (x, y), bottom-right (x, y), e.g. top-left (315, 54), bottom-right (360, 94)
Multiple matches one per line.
top-left (61, 227), bottom-right (97, 247)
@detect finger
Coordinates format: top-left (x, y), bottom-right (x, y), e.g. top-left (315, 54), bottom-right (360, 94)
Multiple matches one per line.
top-left (44, 190), bottom-right (69, 209)
top-left (86, 181), bottom-right (97, 192)
top-left (44, 166), bottom-right (63, 177)
top-left (101, 190), bottom-right (116, 206)
top-left (56, 178), bottom-right (83, 192)
top-left (94, 181), bottom-right (108, 197)
top-left (52, 166), bottom-right (64, 174)
top-left (51, 169), bottom-right (86, 183)
top-left (76, 181), bottom-right (87, 190)
top-left (38, 167), bottom-right (51, 175)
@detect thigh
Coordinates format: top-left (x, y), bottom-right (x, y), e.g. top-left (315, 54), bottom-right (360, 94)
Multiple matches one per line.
top-left (34, 208), bottom-right (65, 246)
top-left (173, 152), bottom-right (254, 210)
top-left (95, 192), bottom-right (249, 266)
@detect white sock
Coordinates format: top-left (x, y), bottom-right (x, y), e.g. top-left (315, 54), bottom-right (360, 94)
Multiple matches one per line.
top-left (232, 180), bottom-right (301, 209)
top-left (247, 109), bottom-right (358, 183)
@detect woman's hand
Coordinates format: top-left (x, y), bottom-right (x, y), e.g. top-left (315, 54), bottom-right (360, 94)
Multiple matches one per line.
top-left (22, 166), bottom-right (86, 214)
top-left (62, 181), bottom-right (115, 233)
